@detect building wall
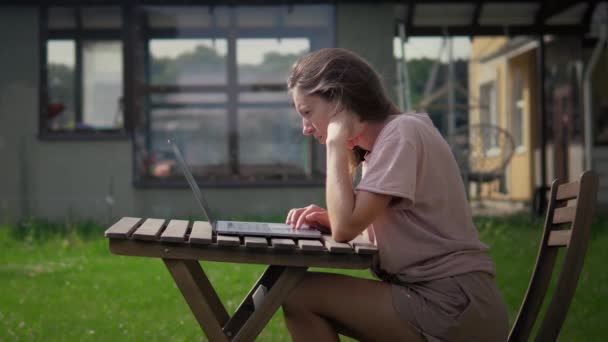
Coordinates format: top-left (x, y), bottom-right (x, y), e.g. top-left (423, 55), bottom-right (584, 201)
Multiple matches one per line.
top-left (336, 3), bottom-right (397, 102)
top-left (470, 37), bottom-right (604, 206)
top-left (507, 52), bottom-right (535, 201)
top-left (0, 5), bottom-right (397, 225)
top-left (469, 37), bottom-right (510, 199)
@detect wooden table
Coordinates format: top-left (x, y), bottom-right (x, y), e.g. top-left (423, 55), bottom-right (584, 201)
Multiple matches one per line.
top-left (104, 217), bottom-right (378, 342)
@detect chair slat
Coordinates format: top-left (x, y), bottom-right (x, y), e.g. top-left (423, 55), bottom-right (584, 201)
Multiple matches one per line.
top-left (271, 238), bottom-right (296, 249)
top-left (189, 221), bottom-right (213, 245)
top-left (547, 230), bottom-right (572, 247)
top-left (298, 240), bottom-right (325, 251)
top-left (322, 236), bottom-right (354, 253)
top-left (160, 220), bottom-right (189, 242)
top-left (552, 206), bottom-right (576, 224)
top-left (556, 180), bottom-right (579, 201)
top-left (508, 171), bottom-right (599, 342)
top-left (132, 219), bottom-right (166, 241)
top-left (217, 235), bottom-right (240, 246)
top-left (104, 217), bottom-right (143, 239)
top-left (244, 236), bottom-right (269, 248)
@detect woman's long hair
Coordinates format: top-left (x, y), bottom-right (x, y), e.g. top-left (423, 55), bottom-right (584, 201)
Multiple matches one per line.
top-left (288, 48), bottom-right (400, 172)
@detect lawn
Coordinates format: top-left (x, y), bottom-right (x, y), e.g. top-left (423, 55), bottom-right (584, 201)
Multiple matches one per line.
top-left (1, 214), bottom-right (607, 341)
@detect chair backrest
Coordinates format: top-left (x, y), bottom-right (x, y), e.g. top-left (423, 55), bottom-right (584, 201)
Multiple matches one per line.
top-left (508, 171), bottom-right (599, 342)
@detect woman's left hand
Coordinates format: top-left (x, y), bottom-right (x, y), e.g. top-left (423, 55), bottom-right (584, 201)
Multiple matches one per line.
top-left (327, 110), bottom-right (355, 144)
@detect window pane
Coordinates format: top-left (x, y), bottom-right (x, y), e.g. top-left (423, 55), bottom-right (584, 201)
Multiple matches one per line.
top-left (238, 107), bottom-right (310, 178)
top-left (149, 108), bottom-right (229, 178)
top-left (150, 39), bottom-right (228, 85)
top-left (236, 6), bottom-right (280, 27)
top-left (47, 40), bottom-right (76, 130)
top-left (479, 82), bottom-right (496, 126)
top-left (146, 6), bottom-right (230, 29)
top-left (237, 38), bottom-right (309, 84)
top-left (48, 7), bottom-right (76, 30)
top-left (284, 5), bottom-right (333, 27)
top-left (82, 41), bottom-right (123, 129)
top-left (511, 71), bottom-right (524, 148)
top-left (81, 6), bottom-right (122, 29)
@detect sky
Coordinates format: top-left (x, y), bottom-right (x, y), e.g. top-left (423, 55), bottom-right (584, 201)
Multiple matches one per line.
top-left (48, 36), bottom-right (471, 66)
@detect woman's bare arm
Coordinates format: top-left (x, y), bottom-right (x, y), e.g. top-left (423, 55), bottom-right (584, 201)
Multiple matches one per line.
top-left (326, 140), bottom-right (390, 242)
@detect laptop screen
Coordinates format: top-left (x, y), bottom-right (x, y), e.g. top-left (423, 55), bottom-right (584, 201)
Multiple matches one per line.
top-left (168, 139), bottom-right (215, 227)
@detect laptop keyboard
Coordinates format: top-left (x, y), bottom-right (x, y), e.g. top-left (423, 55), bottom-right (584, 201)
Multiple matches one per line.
top-left (219, 221), bottom-right (320, 238)
top-left (228, 222), bottom-right (272, 232)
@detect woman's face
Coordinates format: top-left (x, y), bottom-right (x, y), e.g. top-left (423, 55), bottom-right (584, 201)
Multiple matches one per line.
top-left (292, 86), bottom-right (337, 145)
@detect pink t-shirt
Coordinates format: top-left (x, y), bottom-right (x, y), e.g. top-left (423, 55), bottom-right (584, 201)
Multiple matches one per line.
top-left (356, 113), bottom-right (495, 283)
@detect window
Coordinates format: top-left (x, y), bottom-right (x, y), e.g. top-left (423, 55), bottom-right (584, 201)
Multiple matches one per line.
top-left (133, 5), bottom-right (334, 186)
top-left (479, 81), bottom-right (497, 126)
top-left (479, 81), bottom-right (498, 150)
top-left (511, 69), bottom-right (524, 149)
top-left (41, 6), bottom-right (125, 138)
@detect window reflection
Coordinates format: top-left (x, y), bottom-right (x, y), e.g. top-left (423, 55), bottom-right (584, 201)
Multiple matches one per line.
top-left (44, 6), bottom-right (124, 135)
top-left (137, 5), bottom-right (333, 183)
top-left (82, 41), bottom-right (123, 129)
top-left (47, 40), bottom-right (76, 131)
top-left (150, 39), bottom-right (228, 85)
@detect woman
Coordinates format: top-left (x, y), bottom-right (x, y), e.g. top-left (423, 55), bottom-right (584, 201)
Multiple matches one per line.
top-left (283, 48), bottom-right (509, 341)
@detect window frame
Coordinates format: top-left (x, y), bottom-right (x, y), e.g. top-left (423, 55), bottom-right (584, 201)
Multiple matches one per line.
top-left (132, 5), bottom-right (335, 188)
top-left (38, 5), bottom-right (130, 141)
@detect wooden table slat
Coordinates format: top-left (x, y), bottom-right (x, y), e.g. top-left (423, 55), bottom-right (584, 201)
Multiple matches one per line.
top-left (244, 236), bottom-right (269, 248)
top-left (217, 235), bottom-right (240, 246)
top-left (104, 217), bottom-right (143, 239)
top-left (298, 239), bottom-right (325, 251)
top-left (161, 219), bottom-right (189, 242)
top-left (354, 244), bottom-right (378, 254)
top-left (110, 239), bottom-right (374, 269)
top-left (132, 218), bottom-right (166, 241)
top-left (322, 236), bottom-right (355, 253)
top-left (347, 234), bottom-right (378, 255)
top-left (189, 221), bottom-right (213, 245)
top-left (271, 238), bottom-right (296, 249)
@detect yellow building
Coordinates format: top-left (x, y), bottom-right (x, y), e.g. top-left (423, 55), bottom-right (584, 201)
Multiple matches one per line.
top-left (469, 36), bottom-right (608, 207)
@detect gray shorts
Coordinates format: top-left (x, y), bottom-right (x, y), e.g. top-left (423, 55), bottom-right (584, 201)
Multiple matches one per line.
top-left (390, 272), bottom-right (510, 342)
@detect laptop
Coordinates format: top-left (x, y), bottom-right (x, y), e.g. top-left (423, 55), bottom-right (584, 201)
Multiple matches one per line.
top-left (168, 139), bottom-right (322, 239)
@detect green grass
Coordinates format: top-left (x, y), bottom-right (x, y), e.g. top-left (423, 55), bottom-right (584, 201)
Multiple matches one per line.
top-left (1, 215), bottom-right (607, 341)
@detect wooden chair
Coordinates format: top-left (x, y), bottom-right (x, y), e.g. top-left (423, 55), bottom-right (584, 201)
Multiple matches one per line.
top-left (508, 171), bottom-right (599, 342)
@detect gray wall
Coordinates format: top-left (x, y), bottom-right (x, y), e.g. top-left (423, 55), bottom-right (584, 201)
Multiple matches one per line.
top-left (337, 4), bottom-right (398, 103)
top-left (0, 5), bottom-right (397, 226)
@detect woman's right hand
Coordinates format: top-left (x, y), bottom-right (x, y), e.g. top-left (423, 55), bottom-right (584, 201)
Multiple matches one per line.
top-left (286, 204), bottom-right (331, 232)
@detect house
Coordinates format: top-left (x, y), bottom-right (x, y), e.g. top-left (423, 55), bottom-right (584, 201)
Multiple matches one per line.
top-left (468, 5), bottom-right (608, 210)
top-left (0, 2), bottom-right (399, 225)
top-left (0, 1), bottom-right (603, 225)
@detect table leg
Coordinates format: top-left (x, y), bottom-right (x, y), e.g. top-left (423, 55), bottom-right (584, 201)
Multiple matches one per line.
top-left (224, 265), bottom-right (308, 342)
top-left (163, 259), bottom-right (230, 341)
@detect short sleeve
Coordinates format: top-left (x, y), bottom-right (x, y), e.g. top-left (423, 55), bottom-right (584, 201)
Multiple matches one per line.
top-left (356, 129), bottom-right (417, 205)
